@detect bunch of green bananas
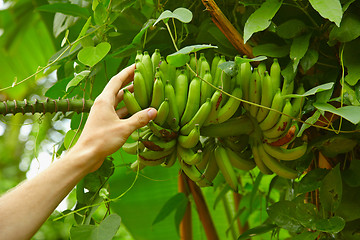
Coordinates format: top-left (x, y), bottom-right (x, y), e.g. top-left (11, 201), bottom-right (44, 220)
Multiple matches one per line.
top-left (122, 50), bottom-right (308, 192)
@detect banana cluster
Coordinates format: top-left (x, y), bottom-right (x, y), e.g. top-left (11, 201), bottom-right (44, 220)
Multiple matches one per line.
top-left (121, 50), bottom-right (308, 191)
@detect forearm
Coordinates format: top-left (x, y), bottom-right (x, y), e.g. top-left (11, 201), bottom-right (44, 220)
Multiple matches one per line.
top-left (0, 145), bottom-right (94, 240)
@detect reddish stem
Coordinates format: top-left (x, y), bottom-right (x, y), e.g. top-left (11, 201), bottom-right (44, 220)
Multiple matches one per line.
top-left (178, 172), bottom-right (193, 240)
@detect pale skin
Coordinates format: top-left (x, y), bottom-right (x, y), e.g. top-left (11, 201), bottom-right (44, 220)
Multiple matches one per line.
top-left (0, 64), bottom-right (157, 240)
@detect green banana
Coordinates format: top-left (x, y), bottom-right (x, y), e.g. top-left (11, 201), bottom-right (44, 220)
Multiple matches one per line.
top-left (180, 98), bottom-right (212, 135)
top-left (239, 61), bottom-right (252, 111)
top-left (135, 50), bottom-right (143, 62)
top-left (262, 142), bottom-right (307, 161)
top-left (179, 158), bottom-right (203, 182)
top-left (140, 136), bottom-right (177, 152)
top-left (138, 154), bottom-right (166, 166)
top-left (178, 124), bottom-right (200, 149)
top-left (188, 53), bottom-right (198, 79)
top-left (154, 67), bottom-right (165, 80)
top-left (201, 116), bottom-right (254, 137)
top-left (147, 120), bottom-right (177, 141)
top-left (270, 58), bottom-right (281, 95)
top-left (180, 77), bottom-right (201, 126)
top-left (135, 59), bottom-right (151, 100)
top-left (142, 51), bottom-right (154, 89)
top-left (217, 87), bottom-right (242, 124)
top-left (257, 62), bottom-right (267, 77)
top-left (214, 145), bottom-right (238, 192)
top-left (213, 55), bottom-right (226, 89)
top-left (151, 49), bottom-right (161, 73)
top-left (225, 146), bottom-right (256, 171)
top-left (264, 123), bottom-right (299, 147)
top-left (165, 81), bottom-right (180, 130)
top-left (221, 135), bottom-right (249, 153)
top-left (196, 140), bottom-right (214, 171)
top-left (154, 98), bottom-right (169, 126)
top-left (263, 99), bottom-right (293, 139)
top-left (200, 70), bottom-right (213, 105)
top-left (161, 149), bottom-right (178, 168)
top-left (134, 69), bottom-right (149, 109)
top-left (199, 54), bottom-right (210, 78)
top-left (168, 63), bottom-right (177, 86)
top-left (258, 89), bottom-right (285, 131)
top-left (150, 77), bottom-right (165, 109)
top-left (290, 84), bottom-right (305, 118)
top-left (197, 153), bottom-right (219, 187)
top-left (249, 68), bottom-right (262, 117)
top-left (174, 70), bottom-right (189, 116)
top-left (177, 145), bottom-right (203, 165)
top-left (122, 141), bottom-right (145, 155)
top-left (159, 57), bottom-right (169, 81)
top-left (130, 126), bottom-right (150, 141)
top-left (250, 139), bottom-right (273, 175)
top-left (203, 90), bottom-right (222, 126)
top-left (123, 89), bottom-right (142, 115)
top-left (138, 147), bottom-right (175, 162)
top-left (211, 53), bottom-right (220, 78)
top-left (256, 71), bottom-right (274, 123)
top-left (130, 159), bottom-right (146, 171)
top-left (220, 71), bottom-right (232, 105)
top-left (257, 143), bottom-right (298, 179)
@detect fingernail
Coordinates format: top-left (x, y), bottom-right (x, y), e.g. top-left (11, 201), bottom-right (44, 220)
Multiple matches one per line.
top-left (147, 108), bottom-right (157, 119)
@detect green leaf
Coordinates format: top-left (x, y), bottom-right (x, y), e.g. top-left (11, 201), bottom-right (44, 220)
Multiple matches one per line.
top-left (152, 193), bottom-right (187, 225)
top-left (66, 70), bottom-right (90, 91)
top-left (77, 42), bottom-right (111, 67)
top-left (243, 0), bottom-right (282, 43)
top-left (344, 38), bottom-right (360, 86)
top-left (64, 130), bottom-right (81, 149)
top-left (313, 102), bottom-right (360, 124)
top-left (343, 160), bottom-right (360, 187)
top-left (153, 10), bottom-right (173, 26)
top-left (234, 55), bottom-right (267, 64)
top-left (329, 13), bottom-right (360, 44)
top-left (300, 49), bottom-right (319, 73)
top-left (290, 33), bottom-right (312, 70)
top-left (36, 3), bottom-right (90, 19)
top-left (292, 231), bottom-right (319, 240)
top-left (308, 0), bottom-right (343, 27)
top-left (267, 200), bottom-right (304, 232)
top-left (285, 83), bottom-right (334, 98)
top-left (166, 44), bottom-right (217, 67)
top-left (252, 43), bottom-right (289, 57)
top-left (296, 168), bottom-right (329, 194)
top-left (297, 111), bottom-right (321, 137)
top-left (218, 61), bottom-right (238, 77)
top-left (276, 19), bottom-right (307, 39)
top-left (174, 197), bottom-right (188, 234)
top-left (313, 216), bottom-right (345, 233)
top-left (319, 164), bottom-right (342, 212)
top-left (94, 2), bottom-right (108, 25)
top-left (71, 16), bottom-right (92, 52)
top-left (237, 224), bottom-right (277, 240)
top-left (153, 7), bottom-right (192, 26)
top-left (132, 19), bottom-right (156, 45)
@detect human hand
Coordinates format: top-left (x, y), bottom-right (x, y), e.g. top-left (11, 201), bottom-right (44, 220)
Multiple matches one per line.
top-left (73, 64), bottom-right (157, 172)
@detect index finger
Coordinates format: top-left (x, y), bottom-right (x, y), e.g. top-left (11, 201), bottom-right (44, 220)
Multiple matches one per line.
top-left (102, 64), bottom-right (135, 96)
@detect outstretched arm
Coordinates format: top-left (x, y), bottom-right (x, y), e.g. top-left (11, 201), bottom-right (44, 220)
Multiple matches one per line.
top-left (0, 64), bottom-right (157, 240)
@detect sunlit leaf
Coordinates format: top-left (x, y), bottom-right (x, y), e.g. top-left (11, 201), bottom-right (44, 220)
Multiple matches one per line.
top-left (308, 0), bottom-right (342, 27)
top-left (313, 102), bottom-right (360, 124)
top-left (66, 70), bottom-right (90, 91)
top-left (36, 3), bottom-right (90, 19)
top-left (77, 42), bottom-right (111, 67)
top-left (285, 83), bottom-right (334, 98)
top-left (153, 7), bottom-right (192, 26)
top-left (166, 44), bottom-right (217, 67)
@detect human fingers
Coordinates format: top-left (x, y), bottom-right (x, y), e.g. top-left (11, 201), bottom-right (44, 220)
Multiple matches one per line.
top-left (122, 108), bottom-right (157, 136)
top-left (102, 64), bottom-right (135, 97)
top-left (116, 106), bottom-right (128, 118)
top-left (115, 84), bottom-right (134, 107)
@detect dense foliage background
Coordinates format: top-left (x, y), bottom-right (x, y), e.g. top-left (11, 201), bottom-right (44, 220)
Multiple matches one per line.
top-left (1, 0), bottom-right (360, 239)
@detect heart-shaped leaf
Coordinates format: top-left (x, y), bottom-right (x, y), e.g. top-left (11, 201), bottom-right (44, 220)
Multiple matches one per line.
top-left (153, 7), bottom-right (193, 26)
top-left (78, 42), bottom-right (111, 67)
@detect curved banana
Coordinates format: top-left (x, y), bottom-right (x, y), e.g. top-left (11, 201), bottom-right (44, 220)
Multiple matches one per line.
top-left (264, 123), bottom-right (299, 147)
top-left (180, 77), bottom-right (201, 126)
top-left (130, 159), bottom-right (146, 171)
top-left (154, 98), bottom-right (169, 126)
top-left (138, 154), bottom-right (166, 166)
top-left (147, 120), bottom-right (177, 141)
top-left (251, 139), bottom-right (273, 175)
top-left (196, 140), bottom-right (214, 171)
top-left (123, 89), bottom-right (142, 115)
top-left (188, 53), bottom-right (197, 79)
top-left (150, 77), bottom-right (165, 109)
top-left (270, 58), bottom-right (281, 95)
top-left (199, 55), bottom-right (210, 78)
top-left (180, 98), bottom-right (212, 135)
top-left (165, 81), bottom-right (180, 130)
top-left (290, 84), bottom-right (305, 118)
top-left (151, 49), bottom-right (161, 73)
top-left (258, 89), bottom-right (285, 131)
top-left (142, 51), bottom-right (154, 93)
top-left (225, 146), bottom-right (256, 171)
top-left (133, 69), bottom-right (149, 109)
top-left (203, 90), bottom-right (222, 126)
top-left (217, 87), bottom-right (242, 123)
top-left (262, 142), bottom-right (307, 161)
top-left (211, 53), bottom-right (220, 78)
top-left (174, 70), bottom-right (189, 116)
top-left (256, 72), bottom-right (274, 123)
top-left (239, 61), bottom-right (252, 111)
top-left (212, 55), bottom-right (226, 89)
top-left (263, 99), bottom-right (293, 139)
top-left (220, 71), bottom-right (231, 106)
top-left (201, 116), bottom-right (254, 137)
top-left (249, 68), bottom-right (262, 117)
top-left (135, 50), bottom-right (143, 62)
top-left (177, 145), bottom-right (203, 165)
top-left (130, 126), bottom-right (150, 141)
top-left (135, 59), bottom-right (152, 100)
top-left (141, 136), bottom-right (177, 152)
top-left (179, 158), bottom-right (203, 182)
top-left (214, 145), bottom-right (238, 192)
top-left (138, 147), bottom-right (175, 162)
top-left (200, 70), bottom-right (213, 105)
top-left (178, 124), bottom-right (200, 149)
top-left (159, 57), bottom-right (169, 81)
top-left (257, 143), bottom-right (298, 179)
top-left (161, 149), bottom-right (178, 168)
top-left (122, 141), bottom-right (145, 155)
top-left (197, 153), bottom-right (219, 187)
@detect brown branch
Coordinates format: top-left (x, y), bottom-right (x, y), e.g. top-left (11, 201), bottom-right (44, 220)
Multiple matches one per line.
top-left (233, 192), bottom-right (249, 235)
top-left (178, 172), bottom-right (193, 240)
top-left (186, 176), bottom-right (219, 240)
top-left (201, 0), bottom-right (254, 58)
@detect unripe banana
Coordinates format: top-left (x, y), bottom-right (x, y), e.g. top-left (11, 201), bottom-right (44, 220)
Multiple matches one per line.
top-left (135, 50), bottom-right (143, 62)
top-left (201, 116), bottom-right (254, 137)
top-left (142, 51), bottom-right (154, 90)
top-left (154, 98), bottom-right (169, 126)
top-left (290, 84), bottom-right (305, 118)
top-left (140, 136), bottom-right (177, 152)
top-left (203, 90), bottom-right (222, 126)
top-left (147, 120), bottom-right (177, 141)
top-left (180, 98), bottom-right (212, 135)
top-left (161, 149), bottom-right (177, 168)
top-left (225, 146), bottom-right (256, 171)
top-left (196, 140), bottom-right (215, 171)
top-left (217, 87), bottom-right (242, 123)
top-left (199, 55), bottom-right (210, 78)
top-left (221, 135), bottom-right (249, 153)
top-left (249, 68), bottom-right (262, 117)
top-left (177, 145), bottom-right (203, 165)
top-left (180, 77), bottom-right (201, 126)
top-left (135, 59), bottom-right (152, 100)
top-left (211, 53), bottom-right (220, 78)
top-left (159, 57), bottom-right (169, 81)
top-left (270, 58), bottom-right (281, 95)
top-left (213, 55), bottom-right (226, 89)
top-left (256, 72), bottom-right (274, 123)
top-left (239, 61), bottom-right (252, 111)
top-left (122, 141), bottom-right (145, 155)
top-left (138, 154), bottom-right (166, 166)
top-left (220, 71), bottom-right (232, 105)
top-left (234, 56), bottom-right (242, 87)
top-left (197, 153), bottom-right (219, 187)
top-left (165, 81), bottom-right (180, 130)
top-left (151, 49), bottom-right (161, 73)
top-left (155, 67), bottom-right (165, 80)
top-left (130, 159), bottom-right (146, 171)
top-left (150, 77), bottom-right (165, 109)
top-left (263, 99), bottom-right (293, 139)
top-left (262, 142), bottom-right (307, 161)
top-left (168, 63), bottom-right (177, 86)
top-left (130, 127), bottom-right (151, 141)
top-left (257, 62), bottom-right (267, 77)
top-left (178, 124), bottom-right (200, 149)
top-left (134, 69), bottom-right (149, 109)
top-left (214, 145), bottom-right (238, 192)
top-left (264, 123), bottom-right (299, 147)
top-left (251, 139), bottom-right (273, 175)
top-left (200, 70), bottom-right (213, 105)
top-left (258, 89), bottom-right (285, 131)
top-left (257, 143), bottom-right (298, 179)
top-left (179, 158), bottom-right (203, 182)
top-left (188, 53), bottom-right (198, 79)
top-left (174, 70), bottom-right (189, 116)
top-left (138, 147), bottom-right (175, 162)
top-left (123, 89), bottom-right (142, 115)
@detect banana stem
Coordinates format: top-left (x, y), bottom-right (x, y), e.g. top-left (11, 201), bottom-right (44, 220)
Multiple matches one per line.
top-left (186, 176), bottom-right (219, 240)
top-left (178, 172), bottom-right (193, 240)
top-left (201, 116), bottom-right (254, 137)
top-left (0, 98), bottom-right (94, 116)
top-left (233, 192), bottom-right (249, 234)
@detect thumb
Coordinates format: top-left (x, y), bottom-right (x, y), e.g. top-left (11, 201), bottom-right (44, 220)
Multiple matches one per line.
top-left (125, 108), bottom-right (157, 134)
